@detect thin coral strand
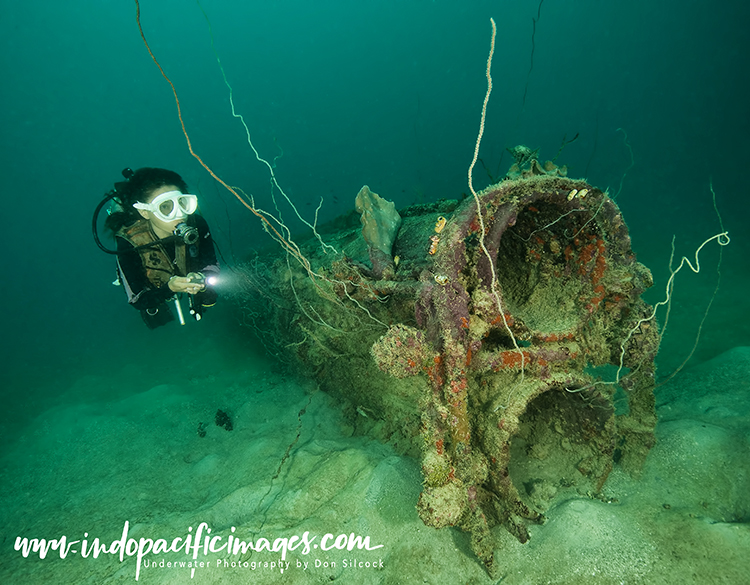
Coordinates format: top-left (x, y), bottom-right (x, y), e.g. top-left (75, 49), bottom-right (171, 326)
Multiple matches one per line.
top-left (133, 0), bottom-right (314, 272)
top-left (466, 18), bottom-right (526, 409)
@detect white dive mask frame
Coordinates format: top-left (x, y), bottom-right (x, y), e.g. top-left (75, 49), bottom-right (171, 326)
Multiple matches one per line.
top-left (133, 191), bottom-right (198, 222)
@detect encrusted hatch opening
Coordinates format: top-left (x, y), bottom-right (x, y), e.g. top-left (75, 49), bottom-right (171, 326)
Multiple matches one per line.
top-left (508, 386), bottom-right (616, 512)
top-left (495, 197), bottom-right (601, 334)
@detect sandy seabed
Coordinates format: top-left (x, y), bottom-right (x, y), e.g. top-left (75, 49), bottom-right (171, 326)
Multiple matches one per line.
top-left (1, 336), bottom-right (748, 585)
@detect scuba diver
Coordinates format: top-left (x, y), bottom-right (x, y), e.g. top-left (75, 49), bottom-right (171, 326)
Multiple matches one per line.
top-left (94, 167), bottom-right (219, 329)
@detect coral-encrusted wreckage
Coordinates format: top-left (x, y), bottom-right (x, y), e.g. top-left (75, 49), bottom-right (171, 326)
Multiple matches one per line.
top-left (239, 152), bottom-right (660, 574)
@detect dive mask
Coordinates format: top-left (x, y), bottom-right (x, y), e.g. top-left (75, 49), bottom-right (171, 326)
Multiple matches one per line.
top-left (133, 191), bottom-right (198, 222)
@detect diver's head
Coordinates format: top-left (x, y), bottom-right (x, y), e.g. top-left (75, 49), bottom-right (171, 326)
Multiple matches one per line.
top-left (104, 167), bottom-right (196, 238)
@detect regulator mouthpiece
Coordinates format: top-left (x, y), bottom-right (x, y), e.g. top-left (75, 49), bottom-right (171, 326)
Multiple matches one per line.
top-left (174, 222), bottom-right (199, 245)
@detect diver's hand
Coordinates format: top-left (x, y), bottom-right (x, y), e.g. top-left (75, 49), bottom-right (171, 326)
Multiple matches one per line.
top-left (168, 274), bottom-right (205, 295)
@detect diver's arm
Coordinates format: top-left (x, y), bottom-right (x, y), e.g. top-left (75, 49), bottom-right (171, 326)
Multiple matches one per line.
top-left (189, 215), bottom-right (219, 308)
top-left (193, 215), bottom-right (220, 278)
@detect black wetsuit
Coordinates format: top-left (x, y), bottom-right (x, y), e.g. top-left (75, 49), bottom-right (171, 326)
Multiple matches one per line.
top-left (116, 215), bottom-right (219, 327)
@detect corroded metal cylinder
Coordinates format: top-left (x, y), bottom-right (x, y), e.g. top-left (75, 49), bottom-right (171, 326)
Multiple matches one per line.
top-left (240, 164), bottom-right (660, 574)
